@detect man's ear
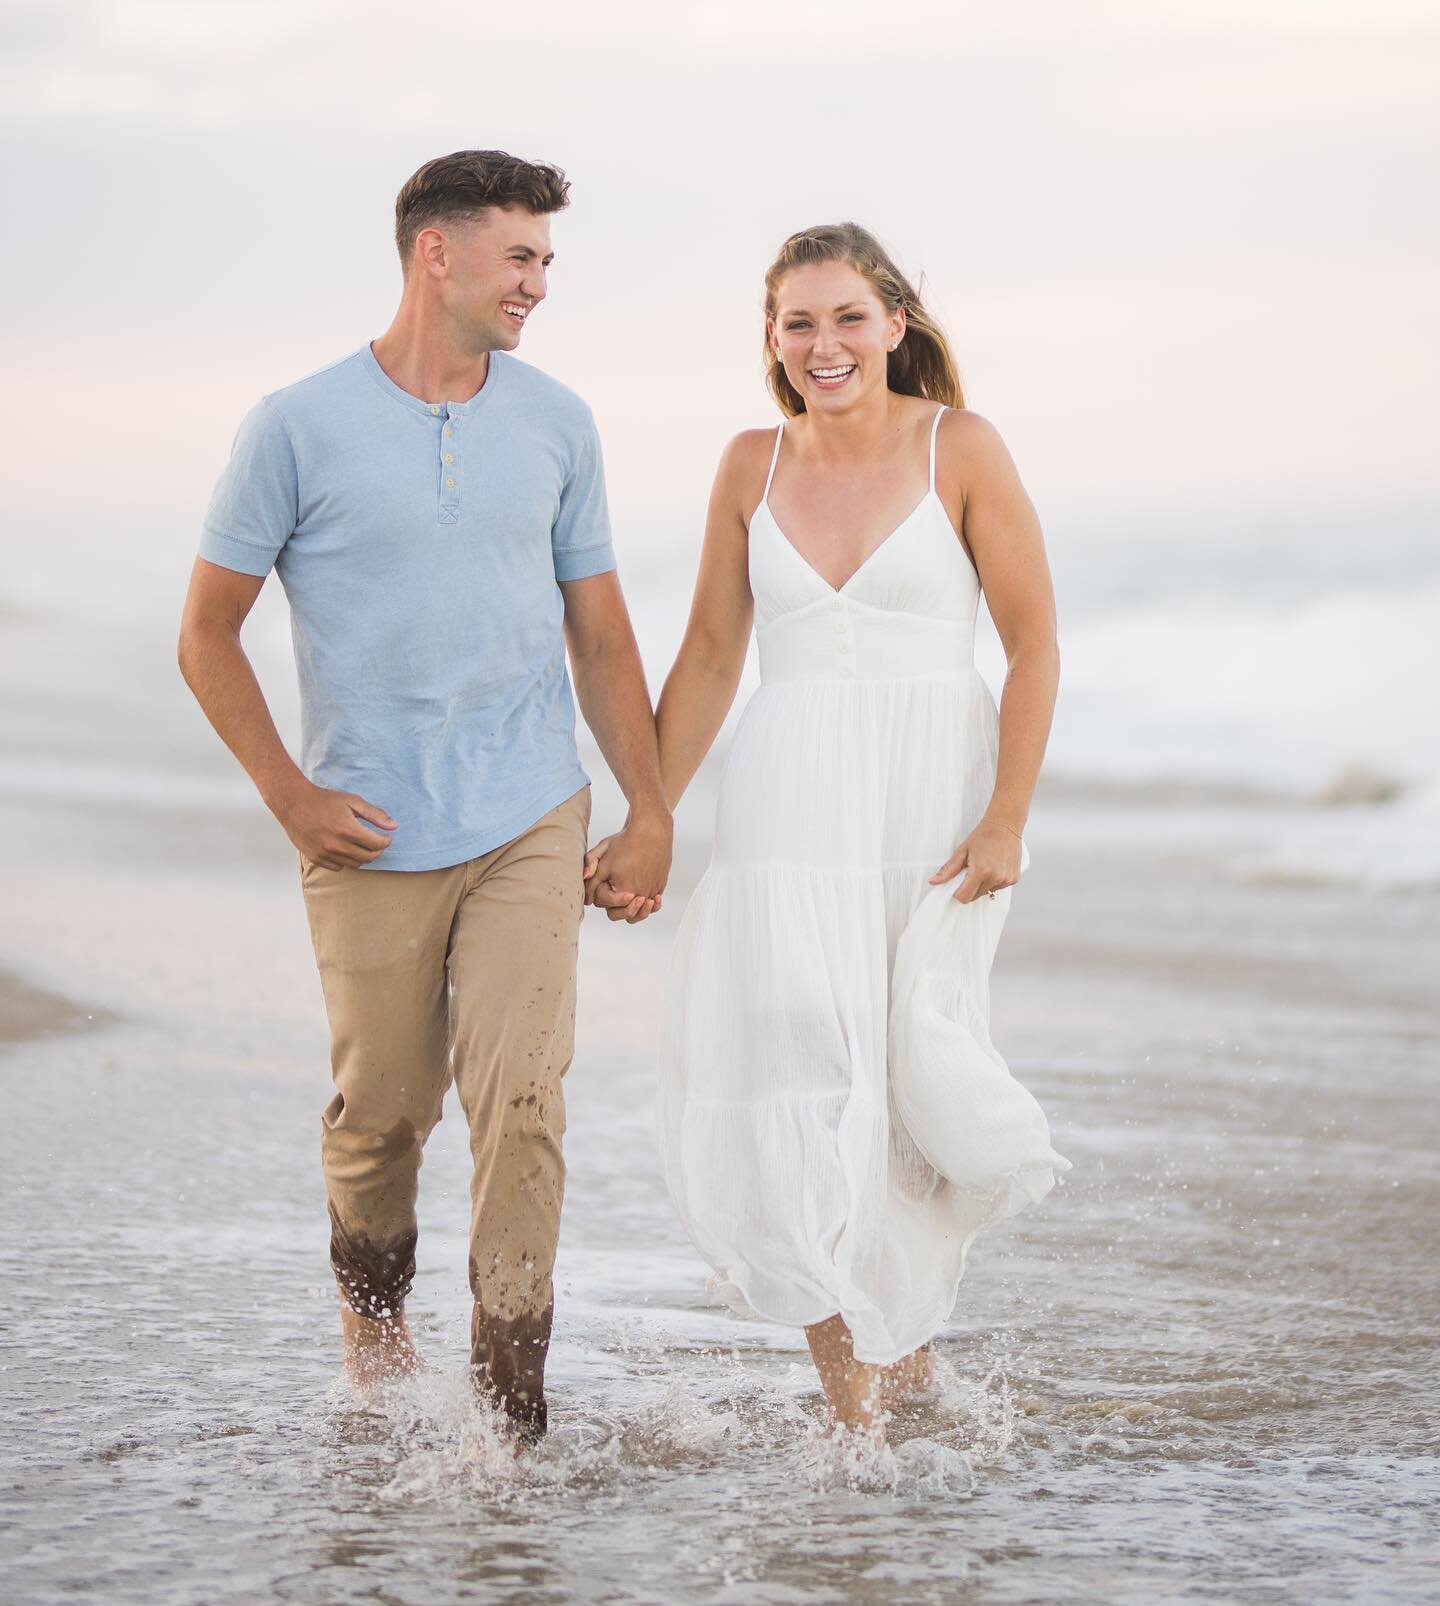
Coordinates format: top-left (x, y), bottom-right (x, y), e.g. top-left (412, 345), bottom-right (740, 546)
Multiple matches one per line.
top-left (413, 225), bottom-right (449, 279)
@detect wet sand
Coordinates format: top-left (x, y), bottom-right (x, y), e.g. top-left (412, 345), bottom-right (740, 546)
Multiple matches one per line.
top-left (0, 970), bottom-right (110, 1046)
top-left (2, 737), bottom-right (1438, 1603)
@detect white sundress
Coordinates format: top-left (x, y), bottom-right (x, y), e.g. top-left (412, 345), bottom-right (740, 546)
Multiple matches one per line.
top-left (658, 405), bottom-right (1071, 1366)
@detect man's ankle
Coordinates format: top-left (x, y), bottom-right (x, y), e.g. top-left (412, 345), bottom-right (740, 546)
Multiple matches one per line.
top-left (339, 1301), bottom-right (422, 1382)
top-left (468, 1363), bottom-right (548, 1444)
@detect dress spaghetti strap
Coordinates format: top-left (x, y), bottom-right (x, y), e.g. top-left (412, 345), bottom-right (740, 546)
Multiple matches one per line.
top-left (928, 404), bottom-right (947, 494)
top-left (762, 423), bottom-right (785, 504)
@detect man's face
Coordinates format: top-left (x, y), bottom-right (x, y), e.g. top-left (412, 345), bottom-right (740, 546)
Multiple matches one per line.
top-left (438, 206), bottom-right (554, 352)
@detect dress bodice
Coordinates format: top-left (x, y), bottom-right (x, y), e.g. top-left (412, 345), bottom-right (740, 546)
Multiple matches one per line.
top-left (746, 408), bottom-right (982, 685)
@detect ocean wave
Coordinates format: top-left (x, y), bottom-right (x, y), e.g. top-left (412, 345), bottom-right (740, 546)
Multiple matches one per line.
top-left (1237, 781), bottom-right (1440, 891)
top-left (1002, 581), bottom-right (1440, 799)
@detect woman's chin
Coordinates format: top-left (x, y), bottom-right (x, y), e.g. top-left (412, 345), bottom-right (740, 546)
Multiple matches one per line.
top-left (805, 378), bottom-right (871, 410)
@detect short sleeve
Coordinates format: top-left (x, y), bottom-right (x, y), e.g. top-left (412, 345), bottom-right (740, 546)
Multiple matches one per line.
top-left (551, 409), bottom-right (616, 581)
top-left (198, 398), bottom-right (299, 577)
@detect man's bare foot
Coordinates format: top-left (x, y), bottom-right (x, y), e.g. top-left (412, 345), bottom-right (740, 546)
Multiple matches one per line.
top-left (469, 1298), bottom-right (551, 1449)
top-left (339, 1302), bottom-right (424, 1392)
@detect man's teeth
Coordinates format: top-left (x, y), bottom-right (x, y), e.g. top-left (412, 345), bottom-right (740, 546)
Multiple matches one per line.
top-left (810, 366), bottom-right (854, 379)
top-left (502, 304), bottom-right (528, 318)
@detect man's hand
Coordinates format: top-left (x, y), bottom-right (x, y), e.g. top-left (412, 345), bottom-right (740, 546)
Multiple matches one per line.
top-left (583, 810), bottom-right (672, 923)
top-left (272, 776), bottom-right (398, 869)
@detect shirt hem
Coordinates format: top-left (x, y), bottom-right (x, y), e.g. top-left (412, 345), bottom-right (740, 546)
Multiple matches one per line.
top-left (357, 771), bottom-right (591, 872)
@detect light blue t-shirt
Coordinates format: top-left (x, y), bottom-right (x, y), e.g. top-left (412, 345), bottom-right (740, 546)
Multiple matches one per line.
top-left (200, 344), bottom-right (616, 871)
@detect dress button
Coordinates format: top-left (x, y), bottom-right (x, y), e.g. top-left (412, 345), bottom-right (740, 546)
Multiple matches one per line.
top-left (444, 453), bottom-right (454, 464)
top-left (839, 642), bottom-right (851, 655)
top-left (446, 477), bottom-right (455, 488)
top-left (831, 597), bottom-right (843, 611)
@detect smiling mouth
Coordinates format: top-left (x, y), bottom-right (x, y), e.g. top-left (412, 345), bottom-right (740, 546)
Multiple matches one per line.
top-left (501, 302), bottom-right (530, 323)
top-left (808, 364), bottom-right (856, 387)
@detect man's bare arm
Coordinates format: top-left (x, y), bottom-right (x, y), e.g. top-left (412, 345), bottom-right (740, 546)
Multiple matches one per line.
top-left (560, 570), bottom-right (672, 920)
top-left (177, 557), bottom-right (396, 868)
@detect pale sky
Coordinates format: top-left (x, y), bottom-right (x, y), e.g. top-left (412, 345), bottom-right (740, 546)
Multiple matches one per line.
top-left (2, 0), bottom-right (1436, 597)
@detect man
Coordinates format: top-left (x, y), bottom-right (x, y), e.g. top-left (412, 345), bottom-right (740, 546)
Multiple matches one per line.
top-left (178, 150), bottom-right (671, 1442)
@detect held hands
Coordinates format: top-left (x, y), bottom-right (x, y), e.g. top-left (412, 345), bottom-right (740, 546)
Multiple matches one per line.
top-left (583, 809), bottom-right (673, 924)
top-left (272, 776), bottom-right (397, 869)
top-left (929, 819), bottom-right (1024, 904)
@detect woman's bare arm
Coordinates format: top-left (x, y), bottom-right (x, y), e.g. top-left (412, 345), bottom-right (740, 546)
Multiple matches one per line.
top-left (582, 432), bottom-right (761, 897)
top-left (652, 432), bottom-right (766, 809)
top-left (931, 410), bottom-right (1060, 901)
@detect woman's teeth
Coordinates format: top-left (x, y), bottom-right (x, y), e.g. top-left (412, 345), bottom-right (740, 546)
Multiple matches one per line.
top-left (809, 365), bottom-right (856, 386)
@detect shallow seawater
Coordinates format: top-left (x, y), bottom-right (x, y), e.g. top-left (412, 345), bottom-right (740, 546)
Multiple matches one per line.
top-left (2, 784), bottom-right (1438, 1605)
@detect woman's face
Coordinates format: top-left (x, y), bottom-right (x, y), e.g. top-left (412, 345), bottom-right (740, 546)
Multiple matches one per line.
top-left (769, 261), bottom-right (903, 413)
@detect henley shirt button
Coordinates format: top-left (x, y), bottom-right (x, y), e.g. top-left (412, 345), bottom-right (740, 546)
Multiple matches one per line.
top-left (430, 405), bottom-right (440, 415)
top-left (444, 453), bottom-right (454, 463)
top-left (446, 477), bottom-right (456, 488)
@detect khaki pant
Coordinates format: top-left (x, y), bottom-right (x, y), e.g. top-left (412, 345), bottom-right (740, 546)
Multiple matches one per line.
top-left (299, 786), bottom-right (591, 1433)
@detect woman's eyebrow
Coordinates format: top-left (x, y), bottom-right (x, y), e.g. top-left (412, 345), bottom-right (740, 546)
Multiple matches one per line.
top-left (780, 301), bottom-right (863, 317)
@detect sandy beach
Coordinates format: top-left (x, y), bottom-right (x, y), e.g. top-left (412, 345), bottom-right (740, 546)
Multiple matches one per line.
top-left (0, 972), bottom-right (110, 1046)
top-left (2, 610), bottom-right (1436, 1602)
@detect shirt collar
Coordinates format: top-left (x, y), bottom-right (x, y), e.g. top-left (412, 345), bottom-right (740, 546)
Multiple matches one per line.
top-left (359, 341), bottom-right (504, 418)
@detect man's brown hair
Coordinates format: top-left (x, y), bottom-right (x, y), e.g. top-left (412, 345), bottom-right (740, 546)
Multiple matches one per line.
top-left (394, 149), bottom-right (570, 271)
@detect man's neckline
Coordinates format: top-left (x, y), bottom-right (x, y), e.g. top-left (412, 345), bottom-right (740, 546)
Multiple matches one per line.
top-left (359, 342), bottom-right (505, 416)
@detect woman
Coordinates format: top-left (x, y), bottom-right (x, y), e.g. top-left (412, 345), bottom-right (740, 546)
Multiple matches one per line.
top-left (587, 223), bottom-right (1070, 1435)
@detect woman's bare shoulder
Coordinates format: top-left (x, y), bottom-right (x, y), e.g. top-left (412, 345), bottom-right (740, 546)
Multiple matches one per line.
top-left (714, 426), bottom-right (783, 519)
top-left (936, 405), bottom-right (1007, 454)
top-left (719, 425), bottom-right (783, 470)
top-left (936, 407), bottom-right (1019, 490)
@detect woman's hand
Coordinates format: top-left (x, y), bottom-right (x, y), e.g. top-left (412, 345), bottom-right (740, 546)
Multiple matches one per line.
top-left (582, 835), bottom-right (616, 904)
top-left (929, 820), bottom-right (1024, 904)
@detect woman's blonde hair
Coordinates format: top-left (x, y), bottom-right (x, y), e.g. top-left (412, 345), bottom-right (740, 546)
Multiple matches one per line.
top-left (762, 222), bottom-right (964, 417)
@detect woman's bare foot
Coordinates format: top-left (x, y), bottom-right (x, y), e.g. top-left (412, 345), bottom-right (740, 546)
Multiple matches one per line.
top-left (880, 1342), bottom-right (935, 1412)
top-left (805, 1319), bottom-right (940, 1436)
top-left (805, 1314), bottom-right (889, 1440)
top-left (339, 1301), bottom-right (424, 1392)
